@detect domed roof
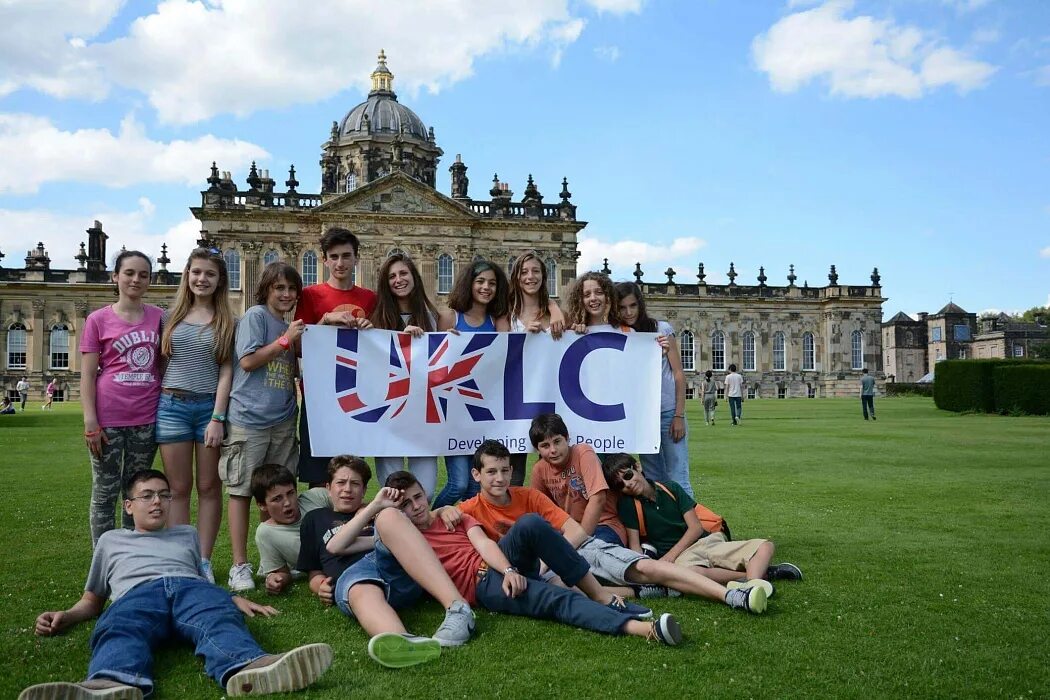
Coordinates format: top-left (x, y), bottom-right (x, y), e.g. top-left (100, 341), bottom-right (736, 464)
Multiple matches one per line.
top-left (338, 50), bottom-right (430, 141)
top-left (339, 95), bottom-right (429, 140)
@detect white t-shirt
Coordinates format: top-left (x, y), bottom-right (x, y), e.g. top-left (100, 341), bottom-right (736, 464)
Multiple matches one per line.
top-left (725, 372), bottom-right (744, 398)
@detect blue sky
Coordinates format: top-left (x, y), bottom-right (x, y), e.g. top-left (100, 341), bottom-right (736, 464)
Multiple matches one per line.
top-left (1, 0), bottom-right (1047, 318)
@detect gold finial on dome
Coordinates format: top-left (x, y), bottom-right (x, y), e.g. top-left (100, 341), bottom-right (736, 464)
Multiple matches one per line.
top-left (371, 49), bottom-right (393, 93)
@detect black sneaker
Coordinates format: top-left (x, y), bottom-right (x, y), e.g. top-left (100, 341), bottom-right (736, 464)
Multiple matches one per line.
top-left (607, 595), bottom-right (652, 620)
top-left (647, 612), bottom-right (683, 646)
top-left (766, 562), bottom-right (804, 581)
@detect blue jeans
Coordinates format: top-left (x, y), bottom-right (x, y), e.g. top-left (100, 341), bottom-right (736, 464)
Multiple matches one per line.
top-left (729, 396), bottom-right (742, 422)
top-left (88, 576), bottom-right (265, 693)
top-left (432, 455), bottom-right (480, 508)
top-left (639, 408), bottom-right (693, 498)
top-left (592, 524), bottom-right (625, 546)
top-left (474, 514), bottom-right (630, 635)
top-left (862, 395), bottom-right (875, 419)
top-left (335, 530), bottom-right (423, 618)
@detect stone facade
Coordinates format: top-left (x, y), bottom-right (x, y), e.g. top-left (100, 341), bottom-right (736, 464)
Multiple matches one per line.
top-left (882, 311), bottom-right (928, 383)
top-left (1, 52), bottom-right (886, 402)
top-left (971, 313), bottom-right (1048, 360)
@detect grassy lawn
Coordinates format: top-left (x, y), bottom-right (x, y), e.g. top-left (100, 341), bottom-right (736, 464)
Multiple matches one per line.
top-left (2, 398), bottom-right (1048, 698)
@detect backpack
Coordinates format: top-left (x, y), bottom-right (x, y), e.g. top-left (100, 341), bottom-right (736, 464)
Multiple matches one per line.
top-left (632, 481), bottom-right (732, 542)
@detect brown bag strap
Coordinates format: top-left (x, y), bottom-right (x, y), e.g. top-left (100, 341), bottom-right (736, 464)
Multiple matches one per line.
top-left (632, 498), bottom-right (648, 538)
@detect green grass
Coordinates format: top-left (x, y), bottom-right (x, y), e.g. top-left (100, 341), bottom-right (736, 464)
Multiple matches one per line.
top-left (2, 399), bottom-right (1048, 698)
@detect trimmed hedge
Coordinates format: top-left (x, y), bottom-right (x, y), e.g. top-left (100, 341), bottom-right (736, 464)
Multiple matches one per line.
top-left (935, 359), bottom-right (1050, 413)
top-left (993, 365), bottom-right (1050, 415)
top-left (886, 383), bottom-right (933, 397)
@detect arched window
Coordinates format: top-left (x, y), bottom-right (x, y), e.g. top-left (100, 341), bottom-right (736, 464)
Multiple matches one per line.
top-left (742, 331), bottom-right (756, 371)
top-left (773, 331), bottom-right (786, 371)
top-left (802, 332), bottom-right (815, 371)
top-left (224, 249), bottom-right (241, 290)
top-left (711, 330), bottom-right (725, 371)
top-left (437, 254), bottom-right (454, 294)
top-left (346, 172), bottom-right (357, 192)
top-left (50, 324), bottom-right (69, 370)
top-left (388, 247), bottom-right (406, 258)
top-left (680, 330), bottom-right (695, 372)
top-left (302, 250), bottom-right (318, 286)
top-left (851, 330), bottom-right (864, 370)
top-left (7, 323), bottom-right (27, 369)
top-left (546, 258), bottom-right (558, 297)
top-left (264, 249), bottom-right (279, 266)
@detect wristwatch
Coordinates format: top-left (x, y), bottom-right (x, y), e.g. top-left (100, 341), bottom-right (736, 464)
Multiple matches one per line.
top-left (277, 336), bottom-right (291, 350)
top-left (504, 566), bottom-right (518, 575)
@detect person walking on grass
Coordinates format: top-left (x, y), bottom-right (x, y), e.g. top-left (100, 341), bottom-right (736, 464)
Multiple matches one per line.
top-left (41, 378), bottom-right (56, 410)
top-left (20, 469), bottom-right (332, 700)
top-left (17, 376), bottom-right (29, 411)
top-left (861, 368), bottom-right (877, 421)
top-left (701, 370), bottom-right (718, 425)
top-left (80, 250), bottom-right (163, 546)
top-left (157, 248), bottom-right (236, 584)
top-left (724, 364), bottom-right (744, 425)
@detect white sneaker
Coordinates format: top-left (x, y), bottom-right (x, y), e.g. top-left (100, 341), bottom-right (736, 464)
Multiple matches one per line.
top-left (229, 562), bottom-right (256, 592)
top-left (201, 559), bottom-right (216, 584)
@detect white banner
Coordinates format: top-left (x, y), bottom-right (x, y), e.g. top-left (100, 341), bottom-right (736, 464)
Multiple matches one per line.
top-left (301, 327), bottom-right (661, 457)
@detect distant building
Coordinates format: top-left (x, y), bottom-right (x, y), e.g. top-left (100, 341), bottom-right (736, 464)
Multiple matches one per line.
top-left (882, 304), bottom-right (1048, 382)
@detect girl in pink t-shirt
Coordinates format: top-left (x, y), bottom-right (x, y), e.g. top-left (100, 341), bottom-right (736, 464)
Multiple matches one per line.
top-left (80, 250), bottom-right (163, 545)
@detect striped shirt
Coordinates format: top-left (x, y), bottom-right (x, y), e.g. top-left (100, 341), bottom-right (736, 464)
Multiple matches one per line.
top-left (162, 321), bottom-right (220, 394)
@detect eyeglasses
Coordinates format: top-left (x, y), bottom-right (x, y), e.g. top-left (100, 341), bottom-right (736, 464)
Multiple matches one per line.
top-left (130, 490), bottom-right (174, 503)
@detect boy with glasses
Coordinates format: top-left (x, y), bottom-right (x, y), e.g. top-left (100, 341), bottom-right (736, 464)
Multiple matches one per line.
top-left (20, 469), bottom-right (332, 699)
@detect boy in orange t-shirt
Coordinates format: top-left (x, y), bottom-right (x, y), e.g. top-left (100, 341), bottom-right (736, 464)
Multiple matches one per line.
top-left (524, 416), bottom-right (769, 613)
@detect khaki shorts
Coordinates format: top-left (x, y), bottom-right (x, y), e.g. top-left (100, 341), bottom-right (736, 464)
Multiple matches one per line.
top-left (219, 414), bottom-right (298, 497)
top-left (674, 532), bottom-right (765, 571)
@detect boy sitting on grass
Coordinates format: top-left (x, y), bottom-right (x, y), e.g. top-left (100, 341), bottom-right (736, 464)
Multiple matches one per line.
top-left (604, 453), bottom-right (802, 591)
top-left (296, 456), bottom-right (475, 668)
top-left (21, 469), bottom-right (332, 699)
top-left (251, 464), bottom-right (329, 594)
top-left (387, 469), bottom-right (683, 646)
top-left (525, 417), bottom-right (769, 612)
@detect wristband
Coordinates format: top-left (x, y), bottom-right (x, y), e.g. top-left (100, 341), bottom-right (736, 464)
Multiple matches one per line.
top-left (277, 336), bottom-right (291, 350)
top-left (211, 413), bottom-right (226, 423)
top-left (84, 429), bottom-right (102, 437)
top-left (673, 414), bottom-right (684, 419)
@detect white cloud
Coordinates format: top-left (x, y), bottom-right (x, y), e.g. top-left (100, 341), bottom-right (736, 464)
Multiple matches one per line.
top-left (594, 45), bottom-right (622, 62)
top-left (576, 235), bottom-right (706, 278)
top-left (971, 27), bottom-right (1000, 44)
top-left (582, 0), bottom-right (645, 13)
top-left (0, 203), bottom-right (200, 273)
top-left (0, 113), bottom-right (268, 194)
top-left (1033, 65), bottom-right (1050, 87)
top-left (84, 1), bottom-right (597, 125)
top-left (1040, 245), bottom-right (1050, 258)
top-left (751, 0), bottom-right (997, 98)
top-left (943, 0), bottom-right (993, 13)
top-left (0, 0), bottom-right (121, 99)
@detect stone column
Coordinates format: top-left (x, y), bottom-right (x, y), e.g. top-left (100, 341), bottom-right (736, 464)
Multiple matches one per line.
top-left (31, 299), bottom-right (46, 379)
top-left (241, 242), bottom-right (263, 315)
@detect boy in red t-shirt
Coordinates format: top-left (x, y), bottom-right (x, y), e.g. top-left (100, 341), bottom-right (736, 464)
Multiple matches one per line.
top-left (294, 227), bottom-right (378, 486)
top-left (527, 416), bottom-right (769, 613)
top-left (386, 469), bottom-right (683, 646)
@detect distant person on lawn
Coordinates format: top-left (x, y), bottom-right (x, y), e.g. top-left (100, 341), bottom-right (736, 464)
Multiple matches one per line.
top-left (0, 396), bottom-right (15, 415)
top-left (17, 376), bottom-right (29, 411)
top-left (21, 469), bottom-right (332, 699)
top-left (861, 368), bottom-right (877, 421)
top-left (724, 364), bottom-right (744, 425)
top-left (603, 453), bottom-right (803, 591)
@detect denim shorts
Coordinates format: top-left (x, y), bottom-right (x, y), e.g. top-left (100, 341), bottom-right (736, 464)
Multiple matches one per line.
top-left (334, 534), bottom-right (422, 619)
top-left (577, 537), bottom-right (644, 586)
top-left (155, 391), bottom-right (216, 444)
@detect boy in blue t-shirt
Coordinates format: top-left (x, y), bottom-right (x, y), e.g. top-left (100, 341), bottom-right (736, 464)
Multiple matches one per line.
top-left (604, 454), bottom-right (802, 591)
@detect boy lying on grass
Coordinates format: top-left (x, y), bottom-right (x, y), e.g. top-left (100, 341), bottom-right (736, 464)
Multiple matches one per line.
top-left (21, 469), bottom-right (332, 699)
top-left (386, 469), bottom-right (684, 646)
top-left (603, 453), bottom-right (802, 595)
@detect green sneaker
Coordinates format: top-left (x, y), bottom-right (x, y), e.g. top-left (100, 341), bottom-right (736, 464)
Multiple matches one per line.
top-left (367, 633), bottom-right (441, 669)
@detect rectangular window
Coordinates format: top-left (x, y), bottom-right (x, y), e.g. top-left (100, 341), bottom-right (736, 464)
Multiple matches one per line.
top-left (777, 385), bottom-right (787, 399)
top-left (716, 387), bottom-right (725, 400)
top-left (807, 385), bottom-right (816, 398)
top-left (743, 333), bottom-right (755, 372)
top-left (1014, 344), bottom-right (1024, 357)
top-left (7, 328), bottom-right (27, 369)
top-left (746, 386), bottom-right (756, 400)
top-left (685, 386), bottom-right (695, 400)
top-left (953, 324), bottom-right (971, 341)
top-left (772, 333), bottom-right (785, 372)
top-left (931, 326), bottom-right (942, 342)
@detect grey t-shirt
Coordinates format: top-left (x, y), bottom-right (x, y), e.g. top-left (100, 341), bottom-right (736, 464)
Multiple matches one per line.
top-left (86, 525), bottom-right (204, 602)
top-left (229, 305), bottom-right (297, 428)
top-left (861, 375), bottom-right (876, 396)
top-left (255, 488), bottom-right (330, 575)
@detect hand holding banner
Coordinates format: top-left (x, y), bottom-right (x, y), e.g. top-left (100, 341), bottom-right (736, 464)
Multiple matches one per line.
top-left (301, 327), bottom-right (661, 457)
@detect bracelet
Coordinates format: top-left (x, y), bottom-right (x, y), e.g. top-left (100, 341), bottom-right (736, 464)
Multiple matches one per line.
top-left (673, 414), bottom-right (684, 419)
top-left (84, 429), bottom-right (102, 437)
top-left (276, 336), bottom-right (291, 350)
top-left (211, 413), bottom-right (226, 423)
